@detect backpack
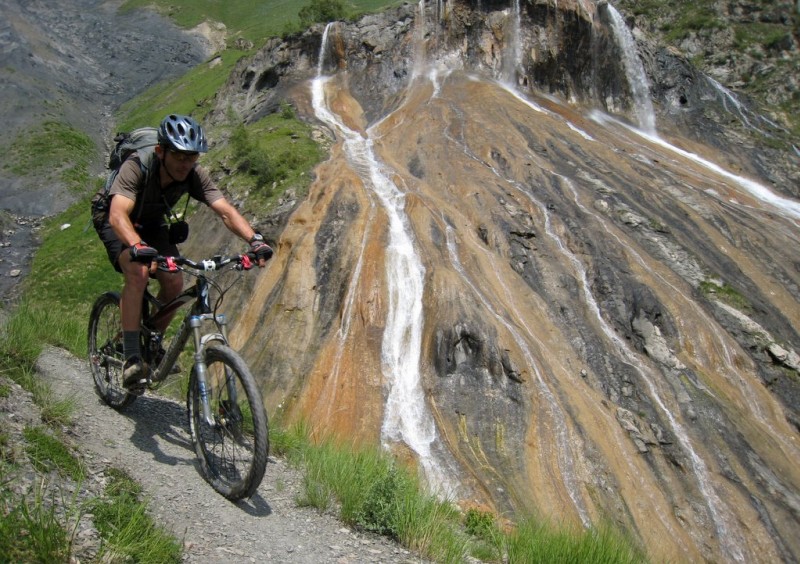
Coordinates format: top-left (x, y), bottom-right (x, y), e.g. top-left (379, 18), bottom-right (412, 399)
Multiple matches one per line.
top-left (90, 127), bottom-right (159, 226)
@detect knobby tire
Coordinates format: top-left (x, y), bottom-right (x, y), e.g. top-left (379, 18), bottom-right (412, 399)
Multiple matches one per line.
top-left (87, 292), bottom-right (136, 409)
top-left (187, 345), bottom-right (269, 501)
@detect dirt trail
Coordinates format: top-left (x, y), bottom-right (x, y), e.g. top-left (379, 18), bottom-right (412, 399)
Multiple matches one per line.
top-left (35, 345), bottom-right (420, 563)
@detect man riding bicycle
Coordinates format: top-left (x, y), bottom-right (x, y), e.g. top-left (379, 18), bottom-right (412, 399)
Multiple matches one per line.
top-left (93, 114), bottom-right (273, 390)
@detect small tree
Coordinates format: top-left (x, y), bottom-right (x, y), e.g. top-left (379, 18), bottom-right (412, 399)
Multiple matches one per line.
top-left (299, 0), bottom-right (346, 28)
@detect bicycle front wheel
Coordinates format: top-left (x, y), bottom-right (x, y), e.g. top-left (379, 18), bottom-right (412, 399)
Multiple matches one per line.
top-left (187, 345), bottom-right (269, 501)
top-left (87, 292), bottom-right (136, 409)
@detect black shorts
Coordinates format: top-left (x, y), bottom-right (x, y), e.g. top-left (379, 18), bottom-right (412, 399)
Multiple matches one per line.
top-left (96, 221), bottom-right (179, 273)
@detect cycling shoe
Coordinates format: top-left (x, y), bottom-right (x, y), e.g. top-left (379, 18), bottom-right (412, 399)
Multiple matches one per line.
top-left (122, 356), bottom-right (150, 390)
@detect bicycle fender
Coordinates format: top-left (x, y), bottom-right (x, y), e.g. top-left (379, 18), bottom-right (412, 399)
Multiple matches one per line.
top-left (200, 333), bottom-right (227, 348)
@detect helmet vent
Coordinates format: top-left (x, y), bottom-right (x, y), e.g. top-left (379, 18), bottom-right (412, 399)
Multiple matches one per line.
top-left (158, 114), bottom-right (208, 153)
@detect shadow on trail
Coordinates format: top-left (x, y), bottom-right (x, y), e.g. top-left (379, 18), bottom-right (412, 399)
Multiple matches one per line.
top-left (236, 491), bottom-right (273, 517)
top-left (119, 393), bottom-right (274, 517)
top-left (122, 394), bottom-right (195, 468)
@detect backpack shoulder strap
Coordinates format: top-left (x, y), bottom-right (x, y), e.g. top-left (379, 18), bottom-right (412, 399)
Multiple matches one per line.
top-left (137, 146), bottom-right (158, 179)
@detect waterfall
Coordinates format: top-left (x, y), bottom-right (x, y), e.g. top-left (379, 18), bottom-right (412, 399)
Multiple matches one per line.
top-left (605, 4), bottom-right (657, 133)
top-left (316, 22), bottom-right (331, 76)
top-left (501, 0), bottom-right (522, 85)
top-left (311, 24), bottom-right (457, 497)
top-left (437, 0), bottom-right (447, 21)
top-left (412, 0), bottom-right (427, 80)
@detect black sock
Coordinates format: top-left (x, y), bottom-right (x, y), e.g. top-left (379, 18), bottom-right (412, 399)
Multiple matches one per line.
top-left (123, 331), bottom-right (140, 360)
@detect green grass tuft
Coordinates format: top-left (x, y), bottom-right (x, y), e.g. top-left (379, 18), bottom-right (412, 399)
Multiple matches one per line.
top-left (89, 468), bottom-right (183, 563)
top-left (464, 508), bottom-right (505, 561)
top-left (507, 517), bottom-right (647, 563)
top-left (210, 109), bottom-right (325, 215)
top-left (23, 426), bottom-right (85, 481)
top-left (0, 480), bottom-right (72, 563)
top-left (699, 279), bottom-right (751, 312)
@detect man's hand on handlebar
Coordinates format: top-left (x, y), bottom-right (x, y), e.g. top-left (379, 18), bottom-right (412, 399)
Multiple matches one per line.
top-left (248, 233), bottom-right (273, 267)
top-left (129, 242), bottom-right (158, 262)
top-left (129, 242), bottom-right (158, 273)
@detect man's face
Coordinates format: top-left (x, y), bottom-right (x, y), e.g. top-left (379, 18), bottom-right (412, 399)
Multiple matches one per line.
top-left (163, 148), bottom-right (199, 181)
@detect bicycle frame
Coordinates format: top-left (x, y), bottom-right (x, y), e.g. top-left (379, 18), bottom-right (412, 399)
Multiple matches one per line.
top-left (141, 265), bottom-right (237, 427)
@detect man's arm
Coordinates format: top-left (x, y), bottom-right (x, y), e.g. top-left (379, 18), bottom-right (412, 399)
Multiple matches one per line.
top-left (108, 194), bottom-right (142, 248)
top-left (209, 197), bottom-right (257, 242)
top-left (209, 197), bottom-right (272, 266)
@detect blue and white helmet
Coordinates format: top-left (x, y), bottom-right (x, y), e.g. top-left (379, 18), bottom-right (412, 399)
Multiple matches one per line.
top-left (158, 114), bottom-right (208, 153)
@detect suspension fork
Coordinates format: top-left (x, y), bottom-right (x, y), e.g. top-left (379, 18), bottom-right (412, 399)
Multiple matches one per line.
top-left (215, 314), bottom-right (242, 418)
top-left (189, 312), bottom-right (233, 426)
top-left (189, 314), bottom-right (214, 426)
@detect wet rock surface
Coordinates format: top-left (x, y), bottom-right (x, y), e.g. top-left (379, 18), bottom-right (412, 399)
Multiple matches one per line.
top-left (208, 3), bottom-right (800, 561)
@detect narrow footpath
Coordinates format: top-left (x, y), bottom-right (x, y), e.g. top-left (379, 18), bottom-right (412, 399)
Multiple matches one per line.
top-left (34, 345), bottom-right (421, 563)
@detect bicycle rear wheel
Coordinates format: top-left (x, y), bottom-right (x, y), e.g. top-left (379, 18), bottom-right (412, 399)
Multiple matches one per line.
top-left (187, 344), bottom-right (269, 500)
top-left (87, 292), bottom-right (136, 409)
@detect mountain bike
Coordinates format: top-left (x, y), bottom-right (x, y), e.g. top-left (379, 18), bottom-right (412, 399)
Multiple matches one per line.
top-left (87, 253), bottom-right (268, 501)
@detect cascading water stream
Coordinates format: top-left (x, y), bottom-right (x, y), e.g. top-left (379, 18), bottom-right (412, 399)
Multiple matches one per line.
top-left (501, 0), bottom-right (522, 85)
top-left (427, 0), bottom-right (791, 230)
top-left (413, 1), bottom-right (464, 97)
top-left (598, 6), bottom-right (800, 223)
top-left (605, 3), bottom-right (657, 133)
top-left (412, 0), bottom-right (427, 80)
top-left (590, 111), bottom-right (800, 222)
top-left (312, 23), bottom-right (457, 497)
top-left (314, 24), bottom-right (379, 421)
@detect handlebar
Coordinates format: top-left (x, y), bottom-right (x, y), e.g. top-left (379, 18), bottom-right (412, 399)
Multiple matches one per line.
top-left (155, 253), bottom-right (259, 273)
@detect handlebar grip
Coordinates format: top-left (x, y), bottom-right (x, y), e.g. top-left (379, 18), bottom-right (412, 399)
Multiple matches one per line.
top-left (239, 253), bottom-right (255, 270)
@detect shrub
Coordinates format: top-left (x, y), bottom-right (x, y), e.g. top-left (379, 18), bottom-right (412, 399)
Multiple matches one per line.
top-left (299, 0), bottom-right (347, 28)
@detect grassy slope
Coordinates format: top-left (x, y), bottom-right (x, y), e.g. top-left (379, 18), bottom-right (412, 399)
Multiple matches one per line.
top-left (120, 0), bottom-right (405, 45)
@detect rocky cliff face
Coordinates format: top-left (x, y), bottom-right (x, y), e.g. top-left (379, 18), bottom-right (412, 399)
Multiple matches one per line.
top-left (194, 1), bottom-right (800, 561)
